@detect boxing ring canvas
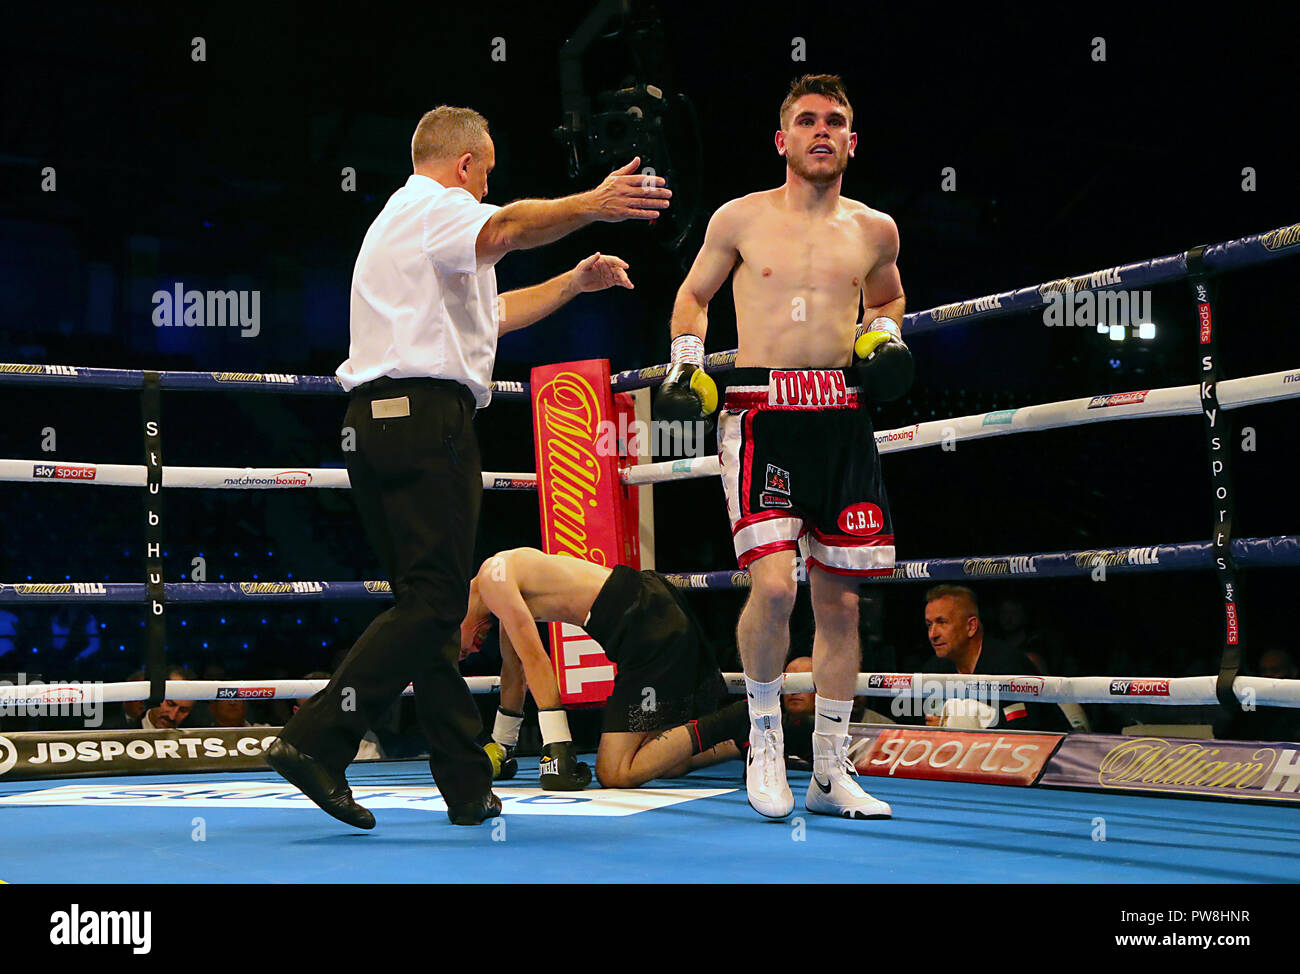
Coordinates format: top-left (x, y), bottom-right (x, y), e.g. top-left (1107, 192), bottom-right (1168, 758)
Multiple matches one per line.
top-left (3, 756), bottom-right (1298, 884)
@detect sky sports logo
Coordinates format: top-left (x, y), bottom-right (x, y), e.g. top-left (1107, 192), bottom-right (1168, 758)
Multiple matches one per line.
top-left (215, 687), bottom-right (275, 699)
top-left (1109, 679), bottom-right (1170, 696)
top-left (867, 674), bottom-right (913, 691)
top-left (1087, 391), bottom-right (1150, 409)
top-left (33, 463), bottom-right (96, 481)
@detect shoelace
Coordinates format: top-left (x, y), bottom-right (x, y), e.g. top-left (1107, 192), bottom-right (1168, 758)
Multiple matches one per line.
top-left (835, 738), bottom-right (857, 779)
top-left (815, 739), bottom-right (859, 786)
top-left (757, 728), bottom-right (782, 787)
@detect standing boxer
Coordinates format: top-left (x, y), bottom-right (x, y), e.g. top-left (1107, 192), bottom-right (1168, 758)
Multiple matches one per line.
top-left (656, 75), bottom-right (911, 819)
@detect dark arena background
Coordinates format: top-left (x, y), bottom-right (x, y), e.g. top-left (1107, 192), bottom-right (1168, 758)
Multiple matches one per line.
top-left (1, 0), bottom-right (1298, 920)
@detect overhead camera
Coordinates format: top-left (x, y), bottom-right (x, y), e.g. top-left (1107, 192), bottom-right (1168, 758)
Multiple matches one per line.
top-left (554, 1), bottom-right (701, 253)
top-left (585, 83), bottom-right (672, 176)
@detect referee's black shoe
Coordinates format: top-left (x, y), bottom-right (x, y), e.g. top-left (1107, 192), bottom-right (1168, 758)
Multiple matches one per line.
top-left (264, 738), bottom-right (376, 830)
top-left (447, 792), bottom-right (502, 826)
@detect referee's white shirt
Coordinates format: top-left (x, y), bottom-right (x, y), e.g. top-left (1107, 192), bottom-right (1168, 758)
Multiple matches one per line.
top-left (337, 174), bottom-right (502, 407)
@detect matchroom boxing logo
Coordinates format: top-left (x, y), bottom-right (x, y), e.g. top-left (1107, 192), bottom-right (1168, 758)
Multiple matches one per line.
top-left (878, 674), bottom-right (1016, 721)
top-left (0, 676), bottom-right (104, 727)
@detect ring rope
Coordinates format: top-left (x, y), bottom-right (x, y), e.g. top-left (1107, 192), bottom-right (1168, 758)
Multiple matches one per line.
top-left (4, 673), bottom-right (1295, 708)
top-left (3, 535), bottom-right (1296, 605)
top-left (0, 461), bottom-right (536, 491)
top-left (7, 365), bottom-right (1297, 493)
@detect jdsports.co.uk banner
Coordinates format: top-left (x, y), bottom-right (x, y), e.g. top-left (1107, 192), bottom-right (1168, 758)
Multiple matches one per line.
top-left (0, 727), bottom-right (290, 780)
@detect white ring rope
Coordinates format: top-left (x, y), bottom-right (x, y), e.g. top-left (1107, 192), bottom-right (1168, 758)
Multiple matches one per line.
top-left (622, 365), bottom-right (1300, 485)
top-left (0, 461), bottom-right (536, 491)
top-left (3, 673), bottom-right (1296, 709)
top-left (7, 368), bottom-right (1297, 492)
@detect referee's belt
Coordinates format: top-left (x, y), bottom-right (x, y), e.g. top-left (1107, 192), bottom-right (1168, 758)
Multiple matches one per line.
top-left (350, 375), bottom-right (474, 409)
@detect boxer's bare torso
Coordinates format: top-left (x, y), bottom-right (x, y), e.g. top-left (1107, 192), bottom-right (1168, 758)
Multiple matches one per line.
top-left (479, 547), bottom-right (611, 628)
top-left (725, 190), bottom-right (896, 368)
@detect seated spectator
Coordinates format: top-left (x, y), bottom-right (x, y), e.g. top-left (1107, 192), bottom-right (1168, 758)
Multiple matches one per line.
top-left (100, 666), bottom-right (197, 730)
top-left (142, 667), bottom-right (198, 730)
top-left (920, 585), bottom-right (1071, 731)
top-left (208, 698), bottom-right (267, 728)
top-left (98, 668), bottom-right (149, 730)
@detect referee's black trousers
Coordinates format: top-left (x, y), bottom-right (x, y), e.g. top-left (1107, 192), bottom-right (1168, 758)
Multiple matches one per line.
top-left (281, 377), bottom-right (492, 806)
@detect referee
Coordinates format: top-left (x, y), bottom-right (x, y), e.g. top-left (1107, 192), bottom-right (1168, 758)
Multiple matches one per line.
top-left (266, 106), bottom-right (670, 828)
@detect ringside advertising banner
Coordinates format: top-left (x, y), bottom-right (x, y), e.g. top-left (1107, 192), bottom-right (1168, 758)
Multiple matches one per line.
top-left (1039, 733), bottom-right (1300, 802)
top-left (531, 360), bottom-right (627, 707)
top-left (0, 727), bottom-right (290, 780)
top-left (849, 725), bottom-right (1063, 785)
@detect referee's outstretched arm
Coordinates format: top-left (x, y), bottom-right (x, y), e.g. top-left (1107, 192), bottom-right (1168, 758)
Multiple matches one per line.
top-left (475, 156), bottom-right (671, 261)
top-left (498, 253), bottom-right (633, 333)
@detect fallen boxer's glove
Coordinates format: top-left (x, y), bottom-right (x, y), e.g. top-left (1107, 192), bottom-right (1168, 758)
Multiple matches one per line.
top-left (485, 741), bottom-right (518, 781)
top-left (539, 741), bottom-right (593, 791)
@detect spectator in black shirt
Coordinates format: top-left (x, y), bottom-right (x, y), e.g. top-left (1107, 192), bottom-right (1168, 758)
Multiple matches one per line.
top-left (920, 585), bottom-right (1069, 732)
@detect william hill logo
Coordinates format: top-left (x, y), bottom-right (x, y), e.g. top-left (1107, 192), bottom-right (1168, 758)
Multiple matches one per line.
top-left (210, 372), bottom-right (296, 384)
top-left (962, 556), bottom-right (1037, 576)
top-left (1097, 738), bottom-right (1276, 790)
top-left (1038, 266), bottom-right (1123, 295)
top-left (15, 583), bottom-right (107, 596)
top-left (535, 372), bottom-right (606, 562)
top-left (238, 581), bottom-right (323, 595)
top-left (1, 363), bottom-right (78, 376)
top-left (1074, 547), bottom-right (1160, 568)
top-left (1261, 224), bottom-right (1300, 252)
top-left (932, 294), bottom-right (1003, 322)
top-left (363, 581), bottom-right (391, 594)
